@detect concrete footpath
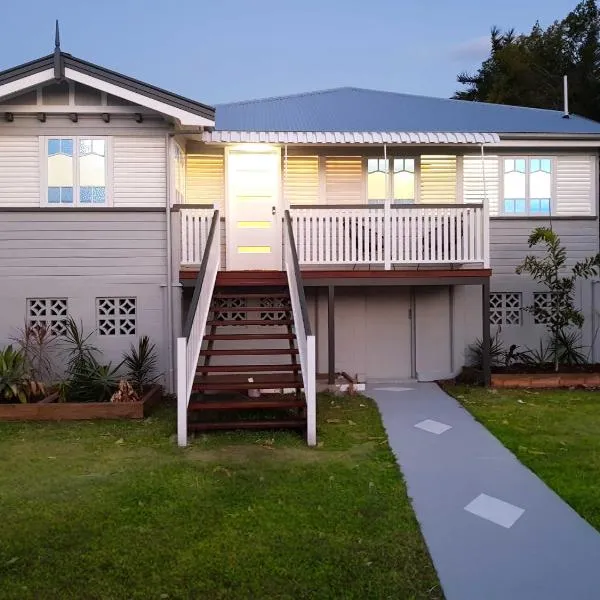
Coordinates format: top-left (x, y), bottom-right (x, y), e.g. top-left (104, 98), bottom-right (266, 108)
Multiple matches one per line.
top-left (369, 381), bottom-right (600, 600)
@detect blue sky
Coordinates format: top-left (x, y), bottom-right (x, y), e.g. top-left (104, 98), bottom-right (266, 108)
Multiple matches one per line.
top-left (0, 0), bottom-right (582, 105)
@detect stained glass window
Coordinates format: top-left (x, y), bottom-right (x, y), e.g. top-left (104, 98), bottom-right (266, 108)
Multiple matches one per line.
top-left (46, 137), bottom-right (107, 206)
top-left (367, 157), bottom-right (415, 203)
top-left (503, 157), bottom-right (552, 215)
top-left (47, 138), bottom-right (74, 204)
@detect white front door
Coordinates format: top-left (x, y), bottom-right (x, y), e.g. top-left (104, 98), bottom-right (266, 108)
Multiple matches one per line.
top-left (226, 148), bottom-right (282, 271)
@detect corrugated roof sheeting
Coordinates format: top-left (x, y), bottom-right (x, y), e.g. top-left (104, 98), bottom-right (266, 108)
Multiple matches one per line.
top-left (214, 87), bottom-right (600, 134)
top-left (201, 131), bottom-right (500, 144)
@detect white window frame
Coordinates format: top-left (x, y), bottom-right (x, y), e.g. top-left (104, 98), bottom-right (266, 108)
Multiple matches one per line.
top-left (40, 136), bottom-right (112, 207)
top-left (499, 155), bottom-right (555, 216)
top-left (364, 156), bottom-right (421, 204)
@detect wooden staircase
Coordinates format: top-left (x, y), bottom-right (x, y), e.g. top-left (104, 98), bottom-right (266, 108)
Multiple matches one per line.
top-left (187, 273), bottom-right (307, 435)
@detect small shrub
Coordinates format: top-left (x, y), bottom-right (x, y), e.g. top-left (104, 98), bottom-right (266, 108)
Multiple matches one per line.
top-left (11, 323), bottom-right (59, 384)
top-left (553, 329), bottom-right (587, 366)
top-left (0, 345), bottom-right (45, 403)
top-left (468, 330), bottom-right (505, 368)
top-left (522, 339), bottom-right (554, 367)
top-left (69, 356), bottom-right (122, 403)
top-left (122, 336), bottom-right (160, 394)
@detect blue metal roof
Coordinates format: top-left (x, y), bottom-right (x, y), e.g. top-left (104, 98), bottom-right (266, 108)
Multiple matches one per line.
top-left (215, 87), bottom-right (600, 135)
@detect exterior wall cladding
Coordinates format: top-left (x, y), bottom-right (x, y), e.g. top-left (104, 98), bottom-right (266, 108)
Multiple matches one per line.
top-left (0, 114), bottom-right (171, 385)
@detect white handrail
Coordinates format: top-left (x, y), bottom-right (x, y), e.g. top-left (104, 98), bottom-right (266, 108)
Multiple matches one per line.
top-left (289, 204), bottom-right (485, 267)
top-left (284, 211), bottom-right (317, 446)
top-left (180, 208), bottom-right (214, 266)
top-left (177, 210), bottom-right (220, 447)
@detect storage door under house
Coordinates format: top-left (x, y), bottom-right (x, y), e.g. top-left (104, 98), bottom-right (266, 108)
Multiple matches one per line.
top-left (226, 148), bottom-right (282, 270)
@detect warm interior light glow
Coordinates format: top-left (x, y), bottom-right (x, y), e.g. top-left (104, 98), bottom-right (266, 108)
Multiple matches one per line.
top-left (237, 221), bottom-right (271, 229)
top-left (238, 246), bottom-right (271, 254)
top-left (230, 143), bottom-right (277, 153)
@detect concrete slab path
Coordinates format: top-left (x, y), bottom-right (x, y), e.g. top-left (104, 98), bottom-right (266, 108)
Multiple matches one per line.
top-left (369, 381), bottom-right (600, 600)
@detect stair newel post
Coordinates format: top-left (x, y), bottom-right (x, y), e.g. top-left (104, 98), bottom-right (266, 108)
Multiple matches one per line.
top-left (384, 143), bottom-right (391, 270)
top-left (306, 335), bottom-right (317, 446)
top-left (176, 336), bottom-right (188, 447)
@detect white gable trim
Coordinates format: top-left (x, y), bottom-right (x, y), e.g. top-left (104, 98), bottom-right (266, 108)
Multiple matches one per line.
top-left (64, 68), bottom-right (214, 127)
top-left (0, 68), bottom-right (54, 101)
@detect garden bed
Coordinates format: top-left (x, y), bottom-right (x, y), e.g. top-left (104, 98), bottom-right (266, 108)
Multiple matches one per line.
top-left (0, 384), bottom-right (162, 421)
top-left (491, 373), bottom-right (600, 389)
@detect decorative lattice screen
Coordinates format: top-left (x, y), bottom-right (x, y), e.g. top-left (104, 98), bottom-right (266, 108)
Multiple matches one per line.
top-left (97, 297), bottom-right (137, 336)
top-left (27, 298), bottom-right (68, 335)
top-left (490, 293), bottom-right (522, 325)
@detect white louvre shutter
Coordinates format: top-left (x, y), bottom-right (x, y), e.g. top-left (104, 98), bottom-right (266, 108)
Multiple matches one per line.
top-left (419, 155), bottom-right (457, 203)
top-left (113, 136), bottom-right (166, 207)
top-left (186, 154), bottom-right (224, 209)
top-left (555, 155), bottom-right (595, 216)
top-left (0, 136), bottom-right (38, 207)
top-left (463, 155), bottom-right (499, 215)
top-left (325, 156), bottom-right (363, 204)
top-left (285, 156), bottom-right (319, 205)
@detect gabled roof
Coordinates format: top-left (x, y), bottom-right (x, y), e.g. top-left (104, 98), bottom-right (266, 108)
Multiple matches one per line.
top-left (214, 87), bottom-right (600, 135)
top-left (0, 52), bottom-right (215, 127)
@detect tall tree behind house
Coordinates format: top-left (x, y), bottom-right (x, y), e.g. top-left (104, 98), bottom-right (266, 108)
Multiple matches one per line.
top-left (454, 0), bottom-right (600, 121)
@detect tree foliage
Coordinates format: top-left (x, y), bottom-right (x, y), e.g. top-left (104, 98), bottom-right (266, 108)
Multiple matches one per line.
top-left (454, 0), bottom-right (600, 121)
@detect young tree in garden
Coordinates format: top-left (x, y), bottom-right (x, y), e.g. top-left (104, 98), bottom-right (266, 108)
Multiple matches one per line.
top-left (455, 0), bottom-right (600, 121)
top-left (516, 227), bottom-right (600, 371)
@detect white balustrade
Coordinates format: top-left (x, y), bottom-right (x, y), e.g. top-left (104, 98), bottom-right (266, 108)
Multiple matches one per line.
top-left (177, 210), bottom-right (220, 447)
top-left (180, 208), bottom-right (214, 266)
top-left (284, 212), bottom-right (317, 446)
top-left (289, 204), bottom-right (486, 267)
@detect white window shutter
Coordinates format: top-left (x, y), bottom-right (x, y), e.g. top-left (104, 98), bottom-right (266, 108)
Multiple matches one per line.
top-left (419, 155), bottom-right (457, 203)
top-left (186, 154), bottom-right (224, 209)
top-left (555, 155), bottom-right (595, 216)
top-left (325, 156), bottom-right (362, 204)
top-left (463, 155), bottom-right (499, 215)
top-left (284, 156), bottom-right (319, 205)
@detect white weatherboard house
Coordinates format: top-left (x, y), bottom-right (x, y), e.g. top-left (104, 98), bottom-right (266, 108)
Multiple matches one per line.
top-left (1, 38), bottom-right (599, 445)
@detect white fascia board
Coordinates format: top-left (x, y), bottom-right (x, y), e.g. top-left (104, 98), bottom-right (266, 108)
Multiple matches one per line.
top-left (0, 68), bottom-right (54, 101)
top-left (64, 67), bottom-right (214, 128)
top-left (495, 138), bottom-right (600, 148)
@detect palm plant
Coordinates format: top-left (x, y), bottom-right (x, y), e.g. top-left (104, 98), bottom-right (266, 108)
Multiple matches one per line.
top-left (122, 336), bottom-right (160, 394)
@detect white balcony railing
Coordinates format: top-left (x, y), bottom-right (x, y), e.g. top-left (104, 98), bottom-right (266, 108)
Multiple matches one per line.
top-left (289, 204), bottom-right (487, 268)
top-left (179, 203), bottom-right (489, 269)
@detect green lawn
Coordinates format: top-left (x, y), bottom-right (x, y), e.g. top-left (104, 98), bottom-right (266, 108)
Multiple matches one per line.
top-left (0, 394), bottom-right (442, 600)
top-left (447, 385), bottom-right (600, 531)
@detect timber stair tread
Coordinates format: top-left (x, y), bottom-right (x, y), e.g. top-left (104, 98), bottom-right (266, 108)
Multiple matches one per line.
top-left (193, 375), bottom-right (301, 391)
top-left (213, 292), bottom-right (290, 299)
top-left (188, 419), bottom-right (305, 431)
top-left (196, 364), bottom-right (301, 373)
top-left (207, 319), bottom-right (293, 326)
top-left (200, 348), bottom-right (299, 356)
top-left (203, 333), bottom-right (296, 341)
top-left (189, 398), bottom-right (305, 411)
top-left (211, 306), bottom-right (290, 313)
